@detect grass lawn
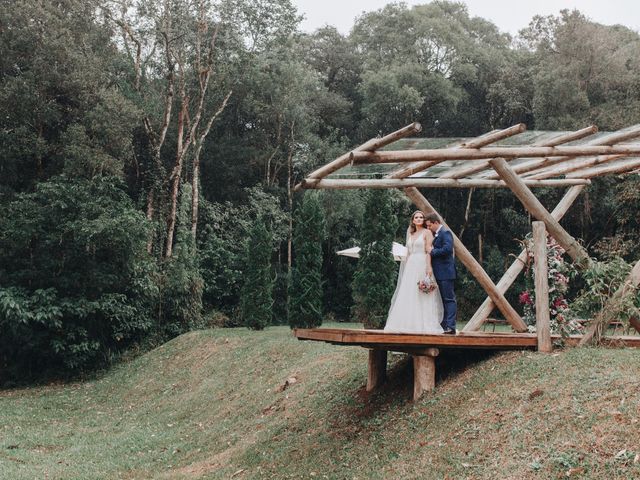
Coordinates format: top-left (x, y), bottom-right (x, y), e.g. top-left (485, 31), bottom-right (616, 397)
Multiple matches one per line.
top-left (1, 323), bottom-right (640, 479)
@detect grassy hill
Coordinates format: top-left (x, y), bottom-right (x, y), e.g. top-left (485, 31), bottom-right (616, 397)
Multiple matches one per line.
top-left (1, 324), bottom-right (640, 479)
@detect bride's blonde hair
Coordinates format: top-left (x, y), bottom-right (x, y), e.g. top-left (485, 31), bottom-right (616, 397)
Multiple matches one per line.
top-left (408, 210), bottom-right (425, 234)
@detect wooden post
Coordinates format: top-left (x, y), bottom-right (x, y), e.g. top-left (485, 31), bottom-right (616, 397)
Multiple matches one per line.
top-left (366, 349), bottom-right (387, 392)
top-left (404, 187), bottom-right (528, 332)
top-left (533, 222), bottom-right (552, 353)
top-left (413, 348), bottom-right (439, 401)
top-left (489, 158), bottom-right (591, 269)
top-left (464, 186), bottom-right (585, 331)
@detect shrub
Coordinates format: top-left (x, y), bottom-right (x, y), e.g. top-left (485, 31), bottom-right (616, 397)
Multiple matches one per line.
top-left (351, 189), bottom-right (398, 328)
top-left (289, 192), bottom-right (325, 329)
top-left (0, 176), bottom-right (157, 381)
top-left (240, 216), bottom-right (274, 330)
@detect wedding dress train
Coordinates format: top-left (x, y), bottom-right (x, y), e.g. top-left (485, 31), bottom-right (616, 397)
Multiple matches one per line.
top-left (384, 233), bottom-right (444, 334)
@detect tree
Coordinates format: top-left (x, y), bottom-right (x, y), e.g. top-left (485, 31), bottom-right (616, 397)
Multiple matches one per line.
top-left (103, 0), bottom-right (238, 257)
top-left (351, 189), bottom-right (398, 328)
top-left (0, 0), bottom-right (138, 193)
top-left (518, 10), bottom-right (640, 130)
top-left (241, 216), bottom-right (274, 330)
top-left (289, 192), bottom-right (325, 328)
top-left (350, 1), bottom-right (511, 137)
top-left (157, 183), bottom-right (204, 336)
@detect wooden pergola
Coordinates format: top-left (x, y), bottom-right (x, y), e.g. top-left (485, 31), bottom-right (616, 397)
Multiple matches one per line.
top-left (293, 122), bottom-right (640, 400)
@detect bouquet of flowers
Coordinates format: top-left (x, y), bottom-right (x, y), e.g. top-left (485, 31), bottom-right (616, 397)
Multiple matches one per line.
top-left (418, 274), bottom-right (437, 294)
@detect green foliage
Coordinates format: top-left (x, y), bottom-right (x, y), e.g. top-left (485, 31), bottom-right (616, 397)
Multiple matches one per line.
top-left (241, 216), bottom-right (274, 330)
top-left (197, 200), bottom-right (245, 315)
top-left (0, 0), bottom-right (138, 192)
top-left (0, 176), bottom-right (156, 380)
top-left (289, 192), bottom-right (325, 328)
top-left (611, 177), bottom-right (640, 258)
top-left (572, 258), bottom-right (640, 325)
top-left (519, 10), bottom-right (640, 130)
top-left (352, 190), bottom-right (398, 328)
top-left (157, 184), bottom-right (204, 337)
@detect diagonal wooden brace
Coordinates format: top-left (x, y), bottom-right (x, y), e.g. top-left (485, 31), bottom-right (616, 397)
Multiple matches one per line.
top-left (464, 185), bottom-right (585, 331)
top-left (489, 158), bottom-right (591, 269)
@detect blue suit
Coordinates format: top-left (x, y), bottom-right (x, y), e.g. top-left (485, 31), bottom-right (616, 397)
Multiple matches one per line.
top-left (430, 227), bottom-right (457, 331)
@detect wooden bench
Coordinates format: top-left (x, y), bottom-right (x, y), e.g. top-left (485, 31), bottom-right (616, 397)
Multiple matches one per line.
top-left (483, 317), bottom-right (509, 332)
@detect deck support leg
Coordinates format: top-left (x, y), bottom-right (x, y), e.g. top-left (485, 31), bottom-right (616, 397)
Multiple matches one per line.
top-left (366, 349), bottom-right (387, 392)
top-left (412, 348), bottom-right (439, 401)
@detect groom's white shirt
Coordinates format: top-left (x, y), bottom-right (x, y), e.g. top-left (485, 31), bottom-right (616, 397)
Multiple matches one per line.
top-left (434, 225), bottom-right (443, 238)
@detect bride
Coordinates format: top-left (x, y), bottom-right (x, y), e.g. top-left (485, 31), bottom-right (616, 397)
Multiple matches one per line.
top-left (384, 210), bottom-right (444, 334)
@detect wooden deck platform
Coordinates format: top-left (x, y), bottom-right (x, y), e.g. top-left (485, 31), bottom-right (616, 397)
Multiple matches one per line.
top-left (294, 327), bottom-right (640, 352)
top-left (293, 327), bottom-right (640, 401)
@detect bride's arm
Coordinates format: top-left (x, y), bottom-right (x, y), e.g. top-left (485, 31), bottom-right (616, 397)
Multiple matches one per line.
top-left (424, 230), bottom-right (434, 276)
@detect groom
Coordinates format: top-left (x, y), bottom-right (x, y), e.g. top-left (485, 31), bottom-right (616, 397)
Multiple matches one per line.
top-left (425, 213), bottom-right (457, 334)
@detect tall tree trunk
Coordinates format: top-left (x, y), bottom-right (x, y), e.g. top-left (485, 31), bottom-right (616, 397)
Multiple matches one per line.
top-left (191, 90), bottom-right (232, 236)
top-left (287, 121), bottom-right (296, 271)
top-left (165, 103), bottom-right (187, 258)
top-left (287, 153), bottom-right (293, 271)
top-left (191, 156), bottom-right (200, 237)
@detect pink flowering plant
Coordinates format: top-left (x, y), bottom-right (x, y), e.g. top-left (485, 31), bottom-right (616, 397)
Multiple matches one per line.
top-left (518, 236), bottom-right (584, 338)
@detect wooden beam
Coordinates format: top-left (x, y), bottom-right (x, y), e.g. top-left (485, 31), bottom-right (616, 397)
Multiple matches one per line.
top-left (352, 144), bottom-right (640, 165)
top-left (566, 158), bottom-right (640, 179)
top-left (413, 350), bottom-right (439, 401)
top-left (579, 259), bottom-right (640, 346)
top-left (293, 327), bottom-right (640, 349)
top-left (366, 349), bottom-right (387, 391)
top-left (403, 187), bottom-right (528, 332)
top-left (484, 124), bottom-right (640, 179)
top-left (301, 178), bottom-right (590, 190)
top-left (295, 122), bottom-right (422, 190)
top-left (489, 158), bottom-right (591, 268)
top-left (526, 155), bottom-right (625, 180)
top-left (464, 185), bottom-right (585, 331)
top-left (388, 124), bottom-right (526, 179)
top-left (441, 126), bottom-right (598, 180)
top-left (533, 222), bottom-right (552, 353)
top-left (482, 155), bottom-right (577, 179)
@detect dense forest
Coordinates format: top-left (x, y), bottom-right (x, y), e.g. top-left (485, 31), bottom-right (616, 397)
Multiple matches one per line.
top-left (1, 0), bottom-right (640, 382)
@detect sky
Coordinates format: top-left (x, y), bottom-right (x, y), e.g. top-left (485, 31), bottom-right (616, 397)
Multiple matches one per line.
top-left (292, 0), bottom-right (640, 36)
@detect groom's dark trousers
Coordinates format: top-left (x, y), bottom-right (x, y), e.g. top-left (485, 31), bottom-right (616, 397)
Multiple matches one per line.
top-left (431, 228), bottom-right (457, 331)
top-left (436, 279), bottom-right (457, 331)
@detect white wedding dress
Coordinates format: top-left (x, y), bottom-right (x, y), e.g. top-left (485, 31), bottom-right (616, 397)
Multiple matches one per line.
top-left (384, 232), bottom-right (444, 334)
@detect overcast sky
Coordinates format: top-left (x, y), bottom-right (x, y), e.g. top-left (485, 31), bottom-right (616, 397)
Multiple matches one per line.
top-left (292, 0), bottom-right (640, 36)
